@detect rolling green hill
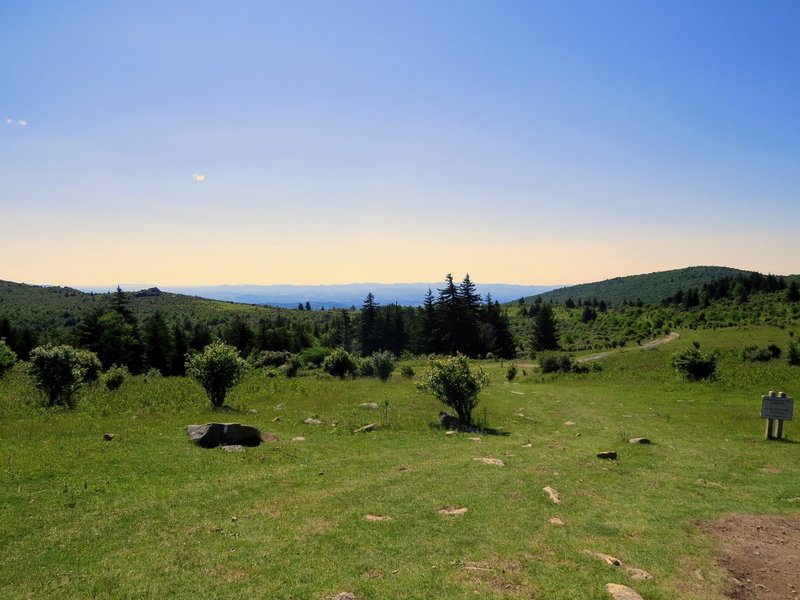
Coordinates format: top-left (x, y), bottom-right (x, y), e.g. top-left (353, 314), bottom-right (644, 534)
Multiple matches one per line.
top-left (517, 266), bottom-right (752, 306)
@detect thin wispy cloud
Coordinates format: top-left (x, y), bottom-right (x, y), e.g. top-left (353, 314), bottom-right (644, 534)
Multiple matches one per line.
top-left (192, 173), bottom-right (206, 182)
top-left (5, 117), bottom-right (27, 126)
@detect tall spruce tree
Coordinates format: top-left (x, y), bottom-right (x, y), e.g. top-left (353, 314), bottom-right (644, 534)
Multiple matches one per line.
top-left (360, 293), bottom-right (379, 356)
top-left (531, 303), bottom-right (558, 353)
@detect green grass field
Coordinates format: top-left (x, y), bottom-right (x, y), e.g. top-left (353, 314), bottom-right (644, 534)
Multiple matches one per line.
top-left (1, 326), bottom-right (799, 599)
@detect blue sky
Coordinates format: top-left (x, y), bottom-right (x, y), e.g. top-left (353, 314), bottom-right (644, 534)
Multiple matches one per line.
top-left (2, 1), bottom-right (799, 285)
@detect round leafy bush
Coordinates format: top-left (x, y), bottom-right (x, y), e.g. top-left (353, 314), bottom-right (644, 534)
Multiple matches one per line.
top-left (103, 364), bottom-right (129, 391)
top-left (186, 340), bottom-right (249, 407)
top-left (28, 344), bottom-right (95, 408)
top-left (416, 354), bottom-right (489, 427)
top-left (400, 364), bottom-right (415, 379)
top-left (322, 348), bottom-right (358, 379)
top-left (670, 346), bottom-right (717, 381)
top-left (371, 350), bottom-right (396, 382)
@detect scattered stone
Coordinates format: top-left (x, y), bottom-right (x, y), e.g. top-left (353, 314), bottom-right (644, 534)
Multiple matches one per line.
top-left (549, 517), bottom-right (565, 525)
top-left (597, 451), bottom-right (618, 460)
top-left (629, 437), bottom-right (650, 444)
top-left (522, 442), bottom-right (532, 448)
top-left (439, 411), bottom-right (461, 430)
top-left (186, 423), bottom-right (262, 448)
top-left (103, 433), bottom-right (115, 441)
top-left (360, 402), bottom-right (380, 409)
top-left (222, 445), bottom-right (245, 452)
top-left (760, 466), bottom-right (782, 474)
top-left (564, 421), bottom-right (576, 426)
top-left (212, 404), bottom-right (236, 413)
top-left (247, 408), bottom-right (257, 414)
top-left (274, 403), bottom-right (285, 410)
top-left (626, 567), bottom-right (653, 581)
top-left (231, 516), bottom-right (238, 521)
top-left (513, 412), bottom-right (525, 417)
top-left (438, 506), bottom-right (468, 516)
top-left (353, 423), bottom-right (377, 434)
top-left (510, 391), bottom-right (525, 395)
top-left (272, 416), bottom-right (281, 422)
top-left (445, 430), bottom-right (457, 436)
top-left (304, 417), bottom-right (323, 425)
top-left (261, 432), bottom-right (280, 443)
top-left (605, 583), bottom-right (644, 600)
top-left (326, 594), bottom-right (357, 600)
top-left (291, 436), bottom-right (305, 442)
top-left (365, 514), bottom-right (393, 522)
top-left (583, 550), bottom-right (622, 566)
top-left (468, 437), bottom-right (481, 442)
top-left (473, 457), bottom-right (505, 467)
top-left (543, 486), bottom-right (563, 504)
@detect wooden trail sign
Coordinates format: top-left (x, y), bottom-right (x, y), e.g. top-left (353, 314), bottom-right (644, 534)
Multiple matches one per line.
top-left (761, 391), bottom-right (793, 440)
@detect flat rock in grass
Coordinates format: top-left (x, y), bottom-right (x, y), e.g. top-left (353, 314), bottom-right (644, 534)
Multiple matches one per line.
top-left (103, 433), bottom-right (115, 441)
top-left (543, 486), bottom-right (563, 504)
top-left (597, 451), bottom-right (618, 460)
top-left (438, 506), bottom-right (468, 517)
top-left (522, 443), bottom-right (532, 448)
top-left (629, 437), bottom-right (650, 445)
top-left (261, 432), bottom-right (280, 443)
top-left (186, 423), bottom-right (262, 448)
top-left (326, 594), bottom-right (357, 600)
top-left (304, 417), bottom-right (323, 425)
top-left (274, 403), bottom-right (285, 410)
top-left (606, 583), bottom-right (644, 600)
top-left (468, 437), bottom-right (481, 442)
top-left (583, 550), bottom-right (622, 566)
top-left (364, 514), bottom-right (393, 522)
top-left (564, 421), bottom-right (576, 426)
top-left (626, 567), bottom-right (653, 581)
top-left (291, 436), bottom-right (305, 442)
top-left (445, 430), bottom-right (457, 436)
top-left (473, 457), bottom-right (505, 467)
top-left (222, 445), bottom-right (245, 452)
top-left (359, 402), bottom-right (380, 409)
top-left (549, 517), bottom-right (565, 525)
top-left (353, 423), bottom-right (377, 434)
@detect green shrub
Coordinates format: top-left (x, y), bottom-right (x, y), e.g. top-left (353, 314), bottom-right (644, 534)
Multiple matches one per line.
top-left (186, 340), bottom-right (249, 407)
top-left (506, 363), bottom-right (518, 382)
top-left (0, 339), bottom-right (17, 378)
top-left (28, 344), bottom-right (95, 408)
top-left (416, 354), bottom-right (489, 427)
top-left (103, 364), bottom-right (129, 391)
top-left (357, 356), bottom-right (376, 377)
top-left (538, 353), bottom-right (574, 374)
top-left (75, 349), bottom-right (103, 383)
top-left (400, 364), bottom-right (415, 379)
top-left (250, 350), bottom-right (291, 368)
top-left (670, 346), bottom-right (717, 381)
top-left (322, 348), bottom-right (358, 379)
top-left (299, 346), bottom-right (333, 367)
top-left (788, 341), bottom-right (800, 366)
top-left (741, 344), bottom-right (781, 362)
top-left (371, 350), bottom-right (396, 382)
top-left (284, 356), bottom-right (301, 378)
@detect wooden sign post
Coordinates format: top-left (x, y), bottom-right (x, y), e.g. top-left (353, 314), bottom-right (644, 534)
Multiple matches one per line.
top-left (761, 390), bottom-right (793, 440)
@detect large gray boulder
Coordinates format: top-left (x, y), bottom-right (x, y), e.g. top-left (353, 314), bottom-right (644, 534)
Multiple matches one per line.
top-left (186, 423), bottom-right (262, 448)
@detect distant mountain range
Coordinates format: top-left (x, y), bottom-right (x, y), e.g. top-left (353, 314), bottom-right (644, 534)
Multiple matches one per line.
top-left (75, 282), bottom-right (562, 309)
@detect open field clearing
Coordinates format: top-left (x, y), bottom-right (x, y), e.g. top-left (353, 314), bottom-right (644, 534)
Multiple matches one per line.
top-left (1, 327), bottom-right (798, 599)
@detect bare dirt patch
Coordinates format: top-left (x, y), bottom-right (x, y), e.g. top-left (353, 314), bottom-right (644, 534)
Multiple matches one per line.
top-left (706, 514), bottom-right (800, 599)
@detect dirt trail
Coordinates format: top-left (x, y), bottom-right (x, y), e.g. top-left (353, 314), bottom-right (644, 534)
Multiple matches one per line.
top-left (576, 331), bottom-right (680, 363)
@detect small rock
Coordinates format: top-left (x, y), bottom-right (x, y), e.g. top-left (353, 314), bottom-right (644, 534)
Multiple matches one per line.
top-left (513, 412), bottom-right (525, 417)
top-left (510, 391), bottom-right (525, 395)
top-left (606, 583), bottom-right (644, 600)
top-left (103, 433), bottom-right (115, 441)
top-left (364, 514), bottom-right (393, 522)
top-left (473, 457), bottom-right (505, 467)
top-left (543, 486), bottom-right (562, 504)
top-left (629, 437), bottom-right (650, 444)
top-left (522, 442), bottom-right (532, 448)
top-left (626, 568), bottom-right (653, 581)
top-left (583, 550), bottom-right (622, 566)
top-left (360, 402), bottom-right (380, 409)
top-left (353, 423), bottom-right (377, 434)
top-left (274, 403), bottom-right (285, 410)
top-left (272, 417), bottom-right (281, 422)
top-left (261, 432), bottom-right (280, 443)
top-left (187, 423), bottom-right (262, 448)
top-left (327, 594), bottom-right (357, 600)
top-left (564, 421), bottom-right (576, 426)
top-left (549, 517), bottom-right (565, 525)
top-left (304, 417), bottom-right (323, 425)
top-left (597, 451), bottom-right (618, 460)
top-left (438, 506), bottom-right (468, 516)
top-left (468, 437), bottom-right (481, 442)
top-left (445, 430), bottom-right (457, 436)
top-left (222, 445), bottom-right (245, 452)
top-left (247, 408), bottom-right (257, 414)
top-left (291, 436), bottom-right (305, 442)
top-left (439, 411), bottom-right (461, 429)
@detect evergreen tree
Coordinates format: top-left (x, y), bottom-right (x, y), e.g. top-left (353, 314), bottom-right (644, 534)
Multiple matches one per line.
top-left (531, 303), bottom-right (558, 353)
top-left (169, 323), bottom-right (189, 376)
top-left (788, 281), bottom-right (800, 302)
top-left (360, 293), bottom-right (379, 356)
top-left (143, 311), bottom-right (172, 374)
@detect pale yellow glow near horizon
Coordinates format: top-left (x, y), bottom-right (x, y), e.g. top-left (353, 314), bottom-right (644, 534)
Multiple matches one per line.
top-left (2, 226), bottom-right (796, 287)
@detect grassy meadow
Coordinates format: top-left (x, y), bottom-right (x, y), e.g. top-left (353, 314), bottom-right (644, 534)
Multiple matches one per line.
top-left (1, 326), bottom-right (799, 599)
